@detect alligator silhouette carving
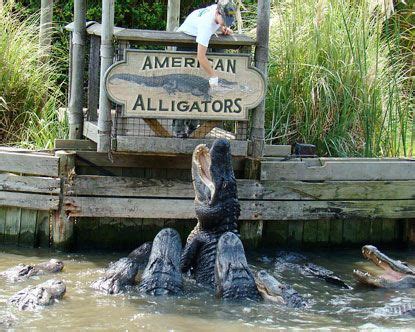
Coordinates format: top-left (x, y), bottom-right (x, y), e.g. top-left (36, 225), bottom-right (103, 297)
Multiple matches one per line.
top-left (109, 73), bottom-right (247, 101)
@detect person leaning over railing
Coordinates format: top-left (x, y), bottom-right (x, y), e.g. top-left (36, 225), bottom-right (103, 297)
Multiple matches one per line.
top-left (172, 0), bottom-right (236, 138)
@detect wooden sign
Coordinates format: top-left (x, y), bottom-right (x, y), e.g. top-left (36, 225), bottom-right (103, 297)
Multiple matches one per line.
top-left (105, 50), bottom-right (265, 120)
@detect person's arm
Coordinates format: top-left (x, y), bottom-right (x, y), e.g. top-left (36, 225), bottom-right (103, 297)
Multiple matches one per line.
top-left (197, 44), bottom-right (215, 78)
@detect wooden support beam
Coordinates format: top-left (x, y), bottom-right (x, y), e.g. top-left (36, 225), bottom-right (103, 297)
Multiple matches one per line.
top-left (250, 0), bottom-right (271, 159)
top-left (143, 119), bottom-right (172, 137)
top-left (54, 139), bottom-right (97, 151)
top-left (97, 0), bottom-right (114, 152)
top-left (0, 173), bottom-right (60, 194)
top-left (166, 0), bottom-right (180, 32)
top-left (87, 35), bottom-right (101, 121)
top-left (68, 0), bottom-right (86, 139)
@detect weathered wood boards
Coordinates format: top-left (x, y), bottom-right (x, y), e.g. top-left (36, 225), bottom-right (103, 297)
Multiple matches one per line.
top-left (261, 158), bottom-right (415, 181)
top-left (0, 151), bottom-right (59, 176)
top-left (65, 22), bottom-right (256, 48)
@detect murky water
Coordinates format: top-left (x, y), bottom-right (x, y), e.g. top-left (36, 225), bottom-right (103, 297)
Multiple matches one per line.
top-left (0, 246), bottom-right (414, 330)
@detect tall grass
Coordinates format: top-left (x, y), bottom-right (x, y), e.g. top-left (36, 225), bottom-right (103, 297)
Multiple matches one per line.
top-left (265, 0), bottom-right (414, 157)
top-left (0, 4), bottom-right (67, 149)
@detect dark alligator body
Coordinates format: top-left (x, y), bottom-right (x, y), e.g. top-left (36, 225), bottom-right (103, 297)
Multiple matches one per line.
top-left (8, 279), bottom-right (66, 311)
top-left (0, 259), bottom-right (64, 283)
top-left (181, 139), bottom-right (240, 288)
top-left (215, 232), bottom-right (261, 301)
top-left (138, 228), bottom-right (183, 295)
top-left (91, 242), bottom-right (152, 294)
top-left (109, 73), bottom-right (237, 101)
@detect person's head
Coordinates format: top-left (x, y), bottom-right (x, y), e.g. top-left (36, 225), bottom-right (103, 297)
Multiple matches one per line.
top-left (216, 0), bottom-right (236, 27)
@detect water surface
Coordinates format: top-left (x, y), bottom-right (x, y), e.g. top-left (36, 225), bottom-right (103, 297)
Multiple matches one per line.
top-left (0, 246), bottom-right (414, 330)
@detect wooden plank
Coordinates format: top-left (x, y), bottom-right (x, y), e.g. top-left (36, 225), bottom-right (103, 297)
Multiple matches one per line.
top-left (287, 220), bottom-right (303, 246)
top-left (239, 220), bottom-right (263, 248)
top-left (317, 219), bottom-right (330, 244)
top-left (35, 210), bottom-right (50, 248)
top-left (64, 197), bottom-right (415, 220)
top-left (75, 151), bottom-right (245, 172)
top-left (0, 207), bottom-right (5, 244)
top-left (329, 219), bottom-right (343, 245)
top-left (190, 121), bottom-right (221, 139)
top-left (0, 192), bottom-right (59, 210)
top-left (143, 119), bottom-right (172, 137)
top-left (116, 136), bottom-right (248, 156)
top-left (355, 219), bottom-right (371, 244)
top-left (0, 173), bottom-right (60, 194)
top-left (343, 219), bottom-right (358, 244)
top-left (370, 219), bottom-right (383, 243)
top-left (258, 180), bottom-right (415, 200)
top-left (87, 35), bottom-right (101, 121)
top-left (54, 139), bottom-right (97, 151)
top-left (382, 220), bottom-right (397, 243)
top-left (68, 22), bottom-right (256, 48)
top-left (261, 159), bottom-right (415, 181)
top-left (0, 151), bottom-right (59, 176)
top-left (302, 220), bottom-right (318, 244)
top-left (4, 207), bottom-right (21, 244)
top-left (83, 121), bottom-right (99, 143)
top-left (264, 145), bottom-right (291, 157)
top-left (18, 209), bottom-right (37, 246)
top-left (262, 221), bottom-right (287, 247)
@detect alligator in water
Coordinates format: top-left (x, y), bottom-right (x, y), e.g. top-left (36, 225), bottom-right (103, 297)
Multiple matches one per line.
top-left (215, 232), bottom-right (261, 301)
top-left (0, 259), bottom-right (64, 283)
top-left (91, 242), bottom-right (152, 294)
top-left (181, 139), bottom-right (241, 288)
top-left (109, 73), bottom-right (239, 101)
top-left (138, 228), bottom-right (183, 295)
top-left (8, 279), bottom-right (66, 311)
top-left (255, 270), bottom-right (307, 308)
top-left (353, 245), bottom-right (415, 288)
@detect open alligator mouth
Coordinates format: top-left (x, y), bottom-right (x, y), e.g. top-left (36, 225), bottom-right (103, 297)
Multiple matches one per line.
top-left (353, 245), bottom-right (415, 288)
top-left (193, 144), bottom-right (214, 200)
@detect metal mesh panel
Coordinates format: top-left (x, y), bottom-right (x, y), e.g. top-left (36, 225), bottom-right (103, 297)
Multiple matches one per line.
top-left (112, 116), bottom-right (247, 140)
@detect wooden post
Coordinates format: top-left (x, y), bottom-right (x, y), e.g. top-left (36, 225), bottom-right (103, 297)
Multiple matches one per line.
top-left (87, 36), bottom-right (101, 121)
top-left (39, 0), bottom-right (53, 55)
top-left (166, 0), bottom-right (180, 32)
top-left (52, 151), bottom-right (76, 251)
top-left (250, 0), bottom-right (271, 159)
top-left (97, 0), bottom-right (114, 152)
top-left (68, 0), bottom-right (86, 139)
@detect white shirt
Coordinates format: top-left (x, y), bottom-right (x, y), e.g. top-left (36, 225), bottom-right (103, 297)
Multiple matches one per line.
top-left (177, 4), bottom-right (220, 47)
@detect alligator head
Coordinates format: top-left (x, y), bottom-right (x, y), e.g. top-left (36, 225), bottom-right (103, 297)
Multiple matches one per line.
top-left (192, 139), bottom-right (240, 230)
top-left (215, 232), bottom-right (261, 301)
top-left (353, 245), bottom-right (415, 288)
top-left (138, 228), bottom-right (183, 296)
top-left (255, 270), bottom-right (307, 308)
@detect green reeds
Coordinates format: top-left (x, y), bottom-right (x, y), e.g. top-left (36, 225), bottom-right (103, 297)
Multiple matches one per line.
top-left (265, 0), bottom-right (414, 157)
top-left (0, 4), bottom-right (67, 149)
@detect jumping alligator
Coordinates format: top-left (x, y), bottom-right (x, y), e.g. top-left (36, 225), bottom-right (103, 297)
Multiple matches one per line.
top-left (255, 270), bottom-right (307, 308)
top-left (8, 279), bottom-right (66, 311)
top-left (0, 259), bottom-right (64, 283)
top-left (138, 228), bottom-right (183, 295)
top-left (181, 139), bottom-right (241, 288)
top-left (353, 245), bottom-right (415, 288)
top-left (91, 242), bottom-right (152, 294)
top-left (109, 73), bottom-right (238, 101)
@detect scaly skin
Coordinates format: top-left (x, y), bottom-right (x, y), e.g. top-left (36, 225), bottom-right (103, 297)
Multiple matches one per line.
top-left (181, 139), bottom-right (240, 287)
top-left (8, 279), bottom-right (66, 311)
top-left (138, 229), bottom-right (183, 295)
top-left (91, 242), bottom-right (152, 294)
top-left (0, 259), bottom-right (64, 283)
top-left (215, 232), bottom-right (261, 301)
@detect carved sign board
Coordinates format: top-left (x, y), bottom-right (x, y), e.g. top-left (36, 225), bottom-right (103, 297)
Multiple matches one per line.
top-left (105, 50), bottom-right (265, 121)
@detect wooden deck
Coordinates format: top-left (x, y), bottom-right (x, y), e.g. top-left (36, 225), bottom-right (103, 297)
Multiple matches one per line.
top-left (0, 145), bottom-right (414, 250)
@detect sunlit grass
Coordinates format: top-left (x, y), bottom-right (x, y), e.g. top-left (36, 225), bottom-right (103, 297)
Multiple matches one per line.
top-left (0, 4), bottom-right (67, 149)
top-left (263, 0), bottom-right (414, 157)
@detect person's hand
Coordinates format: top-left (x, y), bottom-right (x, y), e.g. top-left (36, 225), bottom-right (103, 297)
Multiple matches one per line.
top-left (221, 26), bottom-right (233, 35)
